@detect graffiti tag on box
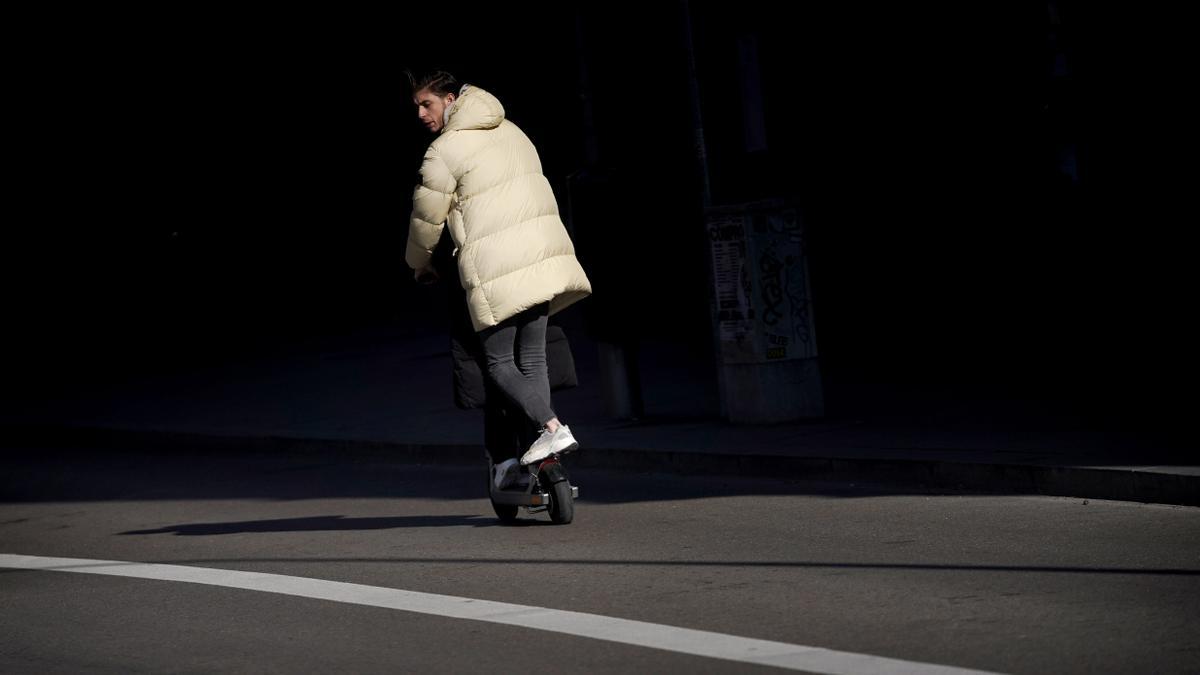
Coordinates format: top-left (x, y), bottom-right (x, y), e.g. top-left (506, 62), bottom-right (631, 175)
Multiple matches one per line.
top-left (707, 215), bottom-right (756, 361)
top-left (707, 205), bottom-right (817, 364)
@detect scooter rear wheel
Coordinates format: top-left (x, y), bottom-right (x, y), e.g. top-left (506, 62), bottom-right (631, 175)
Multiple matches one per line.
top-left (489, 475), bottom-right (519, 523)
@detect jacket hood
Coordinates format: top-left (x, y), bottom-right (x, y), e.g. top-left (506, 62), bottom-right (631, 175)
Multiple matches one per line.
top-left (442, 85), bottom-right (505, 133)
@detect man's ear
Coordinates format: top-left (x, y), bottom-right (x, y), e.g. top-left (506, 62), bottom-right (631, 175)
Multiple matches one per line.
top-left (445, 93), bottom-right (457, 106)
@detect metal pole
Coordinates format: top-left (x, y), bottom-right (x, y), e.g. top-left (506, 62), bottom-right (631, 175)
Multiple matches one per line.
top-left (681, 0), bottom-right (713, 209)
top-left (681, 0), bottom-right (728, 419)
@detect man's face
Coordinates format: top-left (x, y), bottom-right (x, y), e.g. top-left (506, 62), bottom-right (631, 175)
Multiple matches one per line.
top-left (414, 88), bottom-right (456, 133)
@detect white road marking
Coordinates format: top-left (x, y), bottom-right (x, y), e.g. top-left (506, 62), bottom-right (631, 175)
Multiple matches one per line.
top-left (1, 553), bottom-right (1005, 675)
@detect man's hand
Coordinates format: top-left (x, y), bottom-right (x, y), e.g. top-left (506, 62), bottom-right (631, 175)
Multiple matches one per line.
top-left (414, 264), bottom-right (440, 285)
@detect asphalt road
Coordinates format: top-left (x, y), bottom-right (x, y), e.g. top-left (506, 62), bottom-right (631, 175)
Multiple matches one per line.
top-left (2, 446), bottom-right (1198, 674)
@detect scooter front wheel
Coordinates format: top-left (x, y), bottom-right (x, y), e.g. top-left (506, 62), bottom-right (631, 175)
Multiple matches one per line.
top-left (547, 478), bottom-right (574, 524)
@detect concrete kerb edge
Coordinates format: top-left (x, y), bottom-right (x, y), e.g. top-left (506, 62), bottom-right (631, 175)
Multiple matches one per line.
top-left (2, 424), bottom-right (1196, 506)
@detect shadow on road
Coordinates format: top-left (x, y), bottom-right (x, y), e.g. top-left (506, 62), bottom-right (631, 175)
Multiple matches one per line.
top-left (119, 514), bottom-right (506, 535)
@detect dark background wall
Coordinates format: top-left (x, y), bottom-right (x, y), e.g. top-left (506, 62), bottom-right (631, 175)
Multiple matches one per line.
top-left (4, 3), bottom-right (1188, 424)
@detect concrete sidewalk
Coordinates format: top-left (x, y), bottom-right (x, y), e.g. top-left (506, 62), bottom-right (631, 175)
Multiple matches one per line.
top-left (2, 321), bottom-right (1194, 506)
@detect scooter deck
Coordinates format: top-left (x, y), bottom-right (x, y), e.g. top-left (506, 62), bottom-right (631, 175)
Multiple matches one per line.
top-left (490, 484), bottom-right (579, 506)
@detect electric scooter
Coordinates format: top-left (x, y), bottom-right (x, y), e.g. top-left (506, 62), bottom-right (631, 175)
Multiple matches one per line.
top-left (487, 451), bottom-right (578, 524)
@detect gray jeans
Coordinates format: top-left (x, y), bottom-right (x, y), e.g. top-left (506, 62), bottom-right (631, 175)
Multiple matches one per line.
top-left (477, 301), bottom-right (556, 428)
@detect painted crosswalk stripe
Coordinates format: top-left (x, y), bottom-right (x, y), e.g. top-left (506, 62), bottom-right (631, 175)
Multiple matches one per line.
top-left (1, 553), bottom-right (1005, 675)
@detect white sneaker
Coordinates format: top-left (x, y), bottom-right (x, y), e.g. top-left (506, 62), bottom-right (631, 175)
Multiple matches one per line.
top-left (492, 458), bottom-right (520, 490)
top-left (520, 425), bottom-right (579, 466)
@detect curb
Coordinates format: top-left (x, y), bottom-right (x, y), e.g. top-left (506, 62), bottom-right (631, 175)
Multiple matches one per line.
top-left (3, 424), bottom-right (1196, 507)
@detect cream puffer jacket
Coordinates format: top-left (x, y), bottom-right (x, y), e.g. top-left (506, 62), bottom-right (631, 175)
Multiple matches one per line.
top-left (406, 85), bottom-right (592, 332)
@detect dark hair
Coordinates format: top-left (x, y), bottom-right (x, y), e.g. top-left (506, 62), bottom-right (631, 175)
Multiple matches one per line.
top-left (405, 69), bottom-right (460, 97)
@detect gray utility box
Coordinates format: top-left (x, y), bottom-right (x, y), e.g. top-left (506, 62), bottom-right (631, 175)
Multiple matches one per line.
top-left (706, 200), bottom-right (824, 422)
